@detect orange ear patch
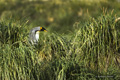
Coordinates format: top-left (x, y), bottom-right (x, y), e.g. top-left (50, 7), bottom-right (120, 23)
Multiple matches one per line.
top-left (40, 27), bottom-right (42, 30)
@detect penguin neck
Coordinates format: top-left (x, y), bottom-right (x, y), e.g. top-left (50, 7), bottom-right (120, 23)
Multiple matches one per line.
top-left (35, 32), bottom-right (40, 41)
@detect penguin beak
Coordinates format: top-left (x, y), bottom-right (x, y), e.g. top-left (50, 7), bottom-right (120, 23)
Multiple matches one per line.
top-left (44, 30), bottom-right (47, 32)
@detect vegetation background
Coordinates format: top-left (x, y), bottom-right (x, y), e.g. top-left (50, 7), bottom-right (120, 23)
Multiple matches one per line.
top-left (0, 0), bottom-right (120, 80)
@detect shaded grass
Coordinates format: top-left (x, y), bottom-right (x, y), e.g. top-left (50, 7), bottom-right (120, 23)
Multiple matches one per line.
top-left (0, 13), bottom-right (120, 80)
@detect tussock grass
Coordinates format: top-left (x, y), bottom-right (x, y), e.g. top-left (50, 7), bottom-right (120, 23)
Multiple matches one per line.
top-left (0, 13), bottom-right (120, 80)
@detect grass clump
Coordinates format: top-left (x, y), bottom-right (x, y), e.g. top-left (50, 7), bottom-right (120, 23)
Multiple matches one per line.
top-left (0, 19), bottom-right (28, 45)
top-left (70, 13), bottom-right (120, 79)
top-left (0, 13), bottom-right (120, 80)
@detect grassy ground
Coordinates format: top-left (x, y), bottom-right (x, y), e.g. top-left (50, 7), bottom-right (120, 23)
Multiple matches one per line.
top-left (0, 12), bottom-right (120, 80)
